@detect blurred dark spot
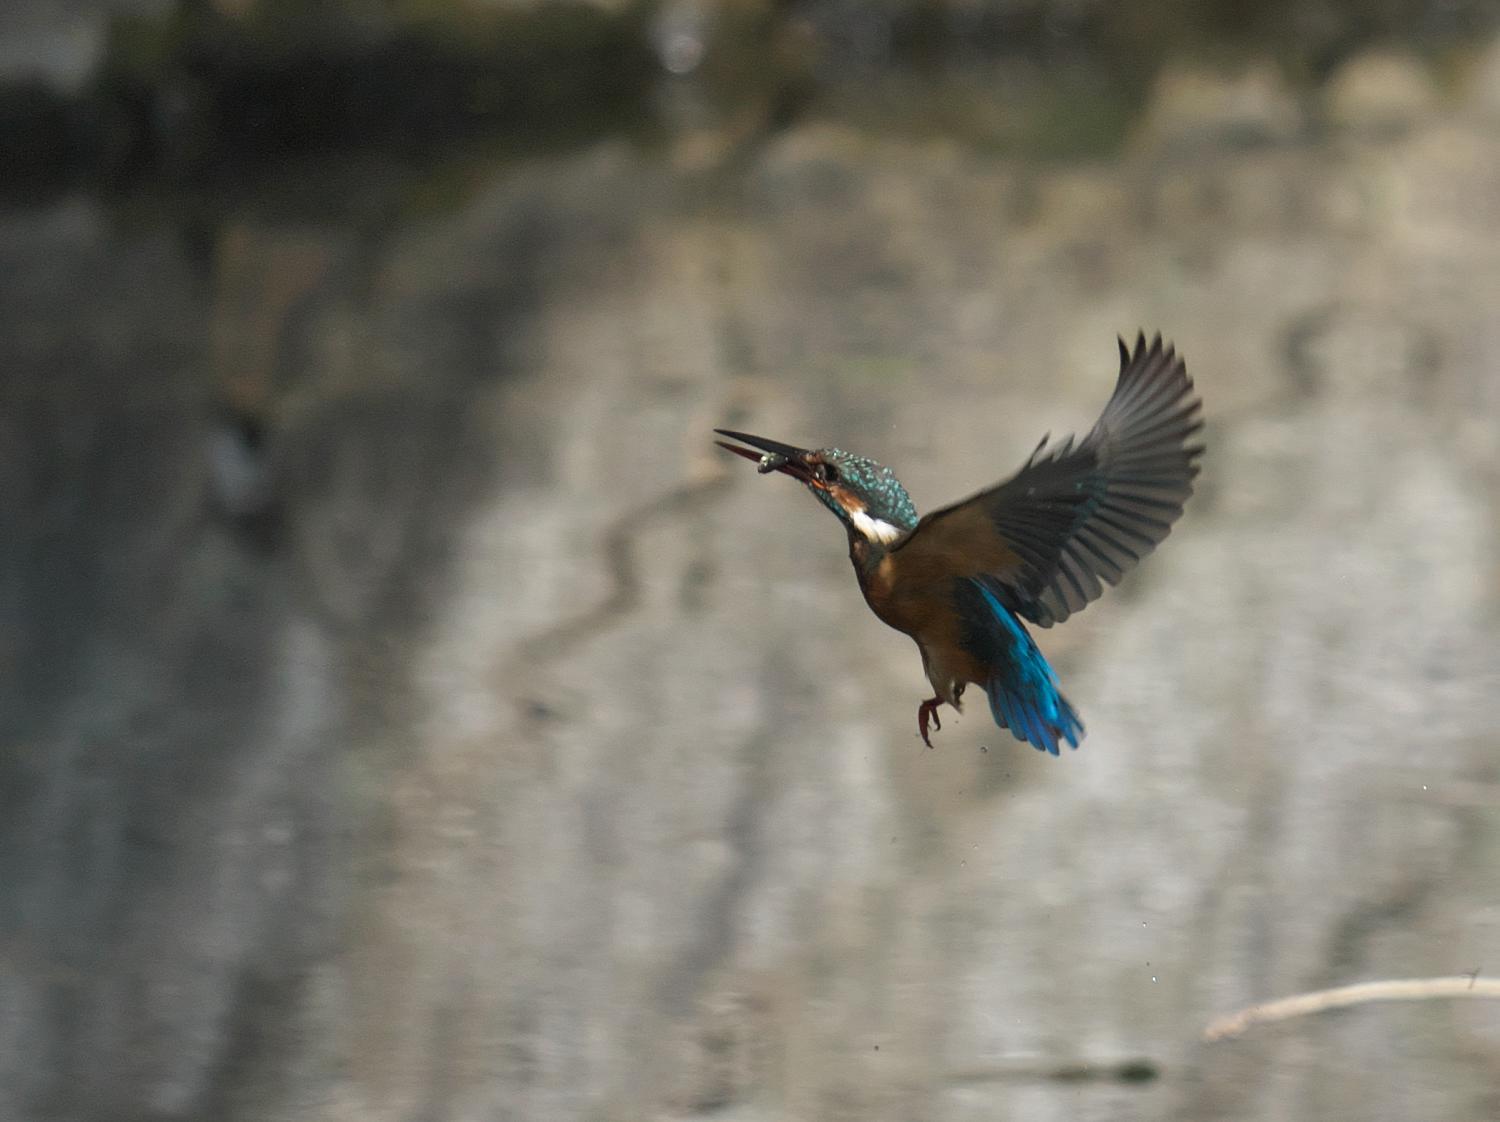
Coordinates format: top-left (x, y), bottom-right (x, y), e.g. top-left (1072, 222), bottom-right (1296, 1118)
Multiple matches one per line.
top-left (679, 558), bottom-right (717, 612)
top-left (1048, 1058), bottom-right (1159, 1084)
top-left (207, 403), bottom-right (283, 554)
top-left (523, 698), bottom-right (558, 721)
top-left (0, 80), bottom-right (81, 203)
top-left (1283, 302), bottom-right (1336, 399)
top-left (1116, 1058), bottom-right (1160, 1083)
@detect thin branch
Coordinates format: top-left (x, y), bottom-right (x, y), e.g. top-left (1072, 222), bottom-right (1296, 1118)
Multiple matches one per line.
top-left (1205, 976), bottom-right (1500, 1041)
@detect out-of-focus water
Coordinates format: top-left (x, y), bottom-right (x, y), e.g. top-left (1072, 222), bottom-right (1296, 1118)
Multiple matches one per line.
top-left (4, 38), bottom-right (1500, 1122)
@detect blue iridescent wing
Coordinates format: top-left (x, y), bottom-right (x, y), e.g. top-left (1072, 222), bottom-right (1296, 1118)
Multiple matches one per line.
top-left (957, 578), bottom-right (1083, 755)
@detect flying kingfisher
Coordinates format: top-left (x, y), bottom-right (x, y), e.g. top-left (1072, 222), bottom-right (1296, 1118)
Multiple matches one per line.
top-left (715, 333), bottom-right (1203, 755)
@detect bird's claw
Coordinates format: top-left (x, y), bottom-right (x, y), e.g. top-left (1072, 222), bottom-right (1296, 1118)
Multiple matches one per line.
top-left (917, 696), bottom-right (943, 749)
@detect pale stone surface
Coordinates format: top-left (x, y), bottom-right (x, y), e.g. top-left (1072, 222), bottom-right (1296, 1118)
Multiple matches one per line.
top-left (1325, 52), bottom-right (1442, 134)
top-left (1137, 63), bottom-right (1304, 149)
top-left (4, 69), bottom-right (1500, 1122)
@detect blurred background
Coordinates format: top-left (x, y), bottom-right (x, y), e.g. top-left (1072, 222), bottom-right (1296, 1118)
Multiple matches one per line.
top-left (4, 1), bottom-right (1500, 1119)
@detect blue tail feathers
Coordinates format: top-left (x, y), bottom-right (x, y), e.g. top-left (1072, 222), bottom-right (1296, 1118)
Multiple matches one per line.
top-left (970, 580), bottom-right (1084, 756)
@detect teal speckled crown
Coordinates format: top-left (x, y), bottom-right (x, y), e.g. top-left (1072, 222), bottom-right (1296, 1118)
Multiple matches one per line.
top-left (813, 448), bottom-right (919, 533)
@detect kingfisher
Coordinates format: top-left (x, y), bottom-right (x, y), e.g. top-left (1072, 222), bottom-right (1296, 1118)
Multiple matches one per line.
top-left (715, 333), bottom-right (1203, 755)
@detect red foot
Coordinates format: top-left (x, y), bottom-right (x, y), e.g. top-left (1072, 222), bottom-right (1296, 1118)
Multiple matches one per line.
top-left (917, 696), bottom-right (943, 749)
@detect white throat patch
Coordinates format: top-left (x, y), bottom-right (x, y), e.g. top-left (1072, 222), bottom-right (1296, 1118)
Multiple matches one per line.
top-left (850, 508), bottom-right (904, 544)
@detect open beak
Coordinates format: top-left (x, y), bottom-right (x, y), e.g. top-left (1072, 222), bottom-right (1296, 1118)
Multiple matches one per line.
top-left (713, 429), bottom-right (818, 483)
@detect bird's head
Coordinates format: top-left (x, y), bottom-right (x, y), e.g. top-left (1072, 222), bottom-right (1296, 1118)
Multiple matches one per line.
top-left (714, 429), bottom-right (918, 546)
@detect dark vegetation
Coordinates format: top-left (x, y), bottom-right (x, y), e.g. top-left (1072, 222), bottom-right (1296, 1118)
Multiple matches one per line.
top-left (3, 0), bottom-right (1499, 202)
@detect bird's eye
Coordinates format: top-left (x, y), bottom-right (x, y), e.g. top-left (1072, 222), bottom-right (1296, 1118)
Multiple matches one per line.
top-left (820, 462), bottom-right (839, 483)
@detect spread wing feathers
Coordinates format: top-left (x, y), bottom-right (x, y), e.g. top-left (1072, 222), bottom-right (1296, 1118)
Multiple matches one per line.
top-left (894, 333), bottom-right (1204, 627)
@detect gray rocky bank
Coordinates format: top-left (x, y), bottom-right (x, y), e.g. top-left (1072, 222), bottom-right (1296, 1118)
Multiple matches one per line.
top-left (4, 31), bottom-right (1500, 1122)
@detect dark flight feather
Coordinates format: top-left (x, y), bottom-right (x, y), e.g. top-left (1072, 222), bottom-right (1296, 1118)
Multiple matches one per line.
top-left (893, 332), bottom-right (1203, 627)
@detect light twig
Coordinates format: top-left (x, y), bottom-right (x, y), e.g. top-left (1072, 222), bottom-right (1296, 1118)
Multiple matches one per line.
top-left (1205, 976), bottom-right (1500, 1041)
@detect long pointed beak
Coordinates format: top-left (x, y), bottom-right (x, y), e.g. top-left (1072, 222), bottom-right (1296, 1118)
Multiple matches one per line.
top-left (713, 429), bottom-right (816, 481)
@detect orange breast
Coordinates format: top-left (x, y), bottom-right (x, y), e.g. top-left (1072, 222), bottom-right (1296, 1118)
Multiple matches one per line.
top-left (860, 552), bottom-right (989, 690)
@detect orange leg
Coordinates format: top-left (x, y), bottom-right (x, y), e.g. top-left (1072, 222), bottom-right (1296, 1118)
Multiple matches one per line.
top-left (917, 696), bottom-right (943, 748)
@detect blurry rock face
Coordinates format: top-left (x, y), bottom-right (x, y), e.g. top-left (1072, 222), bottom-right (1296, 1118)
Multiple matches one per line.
top-left (1138, 64), bottom-right (1303, 149)
top-left (1466, 34), bottom-right (1500, 122)
top-left (0, 0), bottom-right (168, 90)
top-left (1324, 53), bottom-right (1441, 134)
top-left (4, 39), bottom-right (1500, 1122)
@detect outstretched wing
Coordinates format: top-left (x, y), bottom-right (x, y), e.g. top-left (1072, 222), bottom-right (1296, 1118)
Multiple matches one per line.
top-left (891, 333), bottom-right (1203, 627)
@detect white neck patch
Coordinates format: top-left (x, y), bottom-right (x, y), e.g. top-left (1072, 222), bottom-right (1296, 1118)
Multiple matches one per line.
top-left (850, 507), bottom-right (904, 544)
